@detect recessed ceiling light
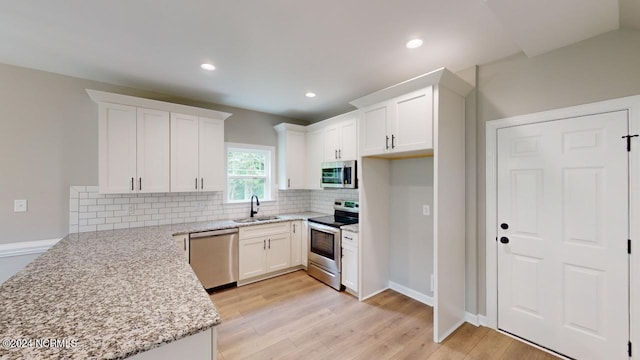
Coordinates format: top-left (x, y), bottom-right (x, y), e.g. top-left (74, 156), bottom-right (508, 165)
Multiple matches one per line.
top-left (305, 92), bottom-right (316, 98)
top-left (406, 39), bottom-right (423, 49)
top-left (200, 63), bottom-right (216, 71)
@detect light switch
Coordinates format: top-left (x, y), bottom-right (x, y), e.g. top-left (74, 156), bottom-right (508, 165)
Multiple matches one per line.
top-left (14, 199), bottom-right (27, 212)
top-left (423, 205), bottom-right (430, 216)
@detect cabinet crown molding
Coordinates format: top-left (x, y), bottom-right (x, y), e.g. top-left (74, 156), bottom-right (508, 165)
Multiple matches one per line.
top-left (86, 89), bottom-right (232, 120)
top-left (273, 123), bottom-right (306, 133)
top-left (349, 67), bottom-right (473, 109)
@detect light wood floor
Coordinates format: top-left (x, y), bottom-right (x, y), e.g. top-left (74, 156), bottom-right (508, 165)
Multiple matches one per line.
top-left (210, 270), bottom-right (558, 360)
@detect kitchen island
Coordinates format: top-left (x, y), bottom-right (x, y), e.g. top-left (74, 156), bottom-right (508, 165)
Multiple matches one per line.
top-left (0, 212), bottom-right (323, 359)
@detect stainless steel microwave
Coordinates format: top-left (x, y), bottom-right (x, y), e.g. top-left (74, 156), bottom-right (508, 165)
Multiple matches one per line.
top-left (321, 160), bottom-right (357, 189)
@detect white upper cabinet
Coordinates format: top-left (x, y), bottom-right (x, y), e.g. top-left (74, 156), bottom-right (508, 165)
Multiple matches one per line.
top-left (98, 103), bottom-right (169, 194)
top-left (198, 118), bottom-right (225, 192)
top-left (305, 129), bottom-right (324, 190)
top-left (323, 113), bottom-right (357, 161)
top-left (136, 108), bottom-right (171, 193)
top-left (274, 123), bottom-right (306, 190)
top-left (358, 87), bottom-right (433, 157)
top-left (89, 89), bottom-right (231, 194)
top-left (171, 113), bottom-right (224, 192)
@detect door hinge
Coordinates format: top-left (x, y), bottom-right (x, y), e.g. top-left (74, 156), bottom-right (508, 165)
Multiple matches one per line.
top-left (622, 134), bottom-right (639, 151)
top-left (628, 341), bottom-right (632, 357)
top-left (628, 239), bottom-right (632, 254)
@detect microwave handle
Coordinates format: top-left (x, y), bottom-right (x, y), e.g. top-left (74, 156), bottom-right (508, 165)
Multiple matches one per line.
top-left (343, 164), bottom-right (347, 185)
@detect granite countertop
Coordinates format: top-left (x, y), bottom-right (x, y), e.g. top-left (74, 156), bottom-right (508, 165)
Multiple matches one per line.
top-left (340, 223), bottom-right (359, 233)
top-left (0, 212), bottom-right (325, 359)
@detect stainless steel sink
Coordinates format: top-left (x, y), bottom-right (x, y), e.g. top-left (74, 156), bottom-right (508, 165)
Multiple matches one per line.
top-left (233, 216), bottom-right (279, 223)
top-left (233, 218), bottom-right (258, 223)
top-left (255, 216), bottom-right (279, 221)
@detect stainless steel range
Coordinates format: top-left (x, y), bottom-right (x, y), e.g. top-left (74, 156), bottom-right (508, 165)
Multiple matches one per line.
top-left (307, 200), bottom-right (359, 290)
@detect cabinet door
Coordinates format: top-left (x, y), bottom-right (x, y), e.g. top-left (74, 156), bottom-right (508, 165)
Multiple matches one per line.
top-left (359, 104), bottom-right (389, 156)
top-left (199, 117), bottom-right (224, 192)
top-left (392, 87), bottom-right (433, 152)
top-left (136, 108), bottom-right (170, 193)
top-left (99, 103), bottom-right (137, 194)
top-left (341, 244), bottom-right (358, 292)
top-left (323, 124), bottom-right (341, 161)
top-left (170, 113), bottom-right (200, 192)
top-left (239, 238), bottom-right (267, 280)
top-left (285, 130), bottom-right (306, 189)
top-left (305, 129), bottom-right (324, 190)
top-left (339, 119), bottom-right (358, 161)
top-left (266, 233), bottom-right (291, 273)
top-left (290, 221), bottom-right (303, 266)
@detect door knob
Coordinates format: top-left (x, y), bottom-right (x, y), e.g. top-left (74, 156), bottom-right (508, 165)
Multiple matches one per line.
top-left (500, 223), bottom-right (509, 230)
top-left (500, 237), bottom-right (509, 244)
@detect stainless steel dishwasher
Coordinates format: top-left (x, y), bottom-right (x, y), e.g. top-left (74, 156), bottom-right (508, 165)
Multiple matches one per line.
top-left (189, 228), bottom-right (239, 289)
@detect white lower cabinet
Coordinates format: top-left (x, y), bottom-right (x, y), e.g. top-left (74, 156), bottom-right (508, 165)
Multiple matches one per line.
top-left (173, 234), bottom-right (189, 263)
top-left (290, 220), bottom-right (303, 266)
top-left (239, 222), bottom-right (291, 281)
top-left (341, 230), bottom-right (358, 293)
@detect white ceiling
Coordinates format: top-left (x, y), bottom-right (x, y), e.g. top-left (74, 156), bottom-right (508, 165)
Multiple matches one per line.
top-left (0, 0), bottom-right (630, 121)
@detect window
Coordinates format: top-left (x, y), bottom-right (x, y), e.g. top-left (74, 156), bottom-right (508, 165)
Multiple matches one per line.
top-left (225, 143), bottom-right (274, 203)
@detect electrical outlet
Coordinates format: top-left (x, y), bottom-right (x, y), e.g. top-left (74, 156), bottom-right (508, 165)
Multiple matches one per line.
top-left (423, 205), bottom-right (430, 216)
top-left (14, 199), bottom-right (27, 212)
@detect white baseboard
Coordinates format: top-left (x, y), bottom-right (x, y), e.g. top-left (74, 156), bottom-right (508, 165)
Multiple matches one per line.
top-left (463, 312), bottom-right (488, 327)
top-left (0, 238), bottom-right (61, 284)
top-left (0, 238), bottom-right (61, 258)
top-left (359, 286), bottom-right (389, 301)
top-left (388, 281), bottom-right (434, 306)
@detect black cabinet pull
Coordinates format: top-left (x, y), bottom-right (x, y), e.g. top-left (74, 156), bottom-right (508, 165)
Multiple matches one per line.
top-left (335, 149), bottom-right (338, 159)
top-left (139, 177), bottom-right (142, 191)
top-left (338, 149), bottom-right (341, 159)
top-left (386, 135), bottom-right (389, 149)
top-left (500, 237), bottom-right (509, 244)
top-left (288, 179), bottom-right (291, 188)
top-left (263, 240), bottom-right (266, 250)
top-left (131, 177), bottom-right (134, 191)
top-left (195, 178), bottom-right (198, 190)
top-left (391, 134), bottom-right (396, 149)
top-left (268, 239), bottom-right (271, 249)
top-left (201, 178), bottom-right (204, 189)
top-left (500, 223), bottom-right (509, 230)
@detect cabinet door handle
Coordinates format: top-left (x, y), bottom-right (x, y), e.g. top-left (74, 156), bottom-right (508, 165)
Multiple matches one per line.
top-left (293, 224), bottom-right (296, 233)
top-left (268, 238), bottom-right (271, 249)
top-left (201, 178), bottom-right (204, 190)
top-left (338, 149), bottom-right (341, 159)
top-left (345, 236), bottom-right (353, 240)
top-left (195, 178), bottom-right (198, 190)
top-left (263, 240), bottom-right (266, 250)
top-left (391, 134), bottom-right (396, 149)
top-left (335, 149), bottom-right (338, 159)
top-left (183, 238), bottom-right (186, 251)
top-left (386, 135), bottom-right (389, 150)
top-left (288, 179), bottom-right (291, 188)
top-left (131, 177), bottom-right (134, 191)
top-left (139, 177), bottom-right (142, 191)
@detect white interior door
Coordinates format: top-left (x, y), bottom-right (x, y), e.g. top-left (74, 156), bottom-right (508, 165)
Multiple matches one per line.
top-left (497, 111), bottom-right (629, 359)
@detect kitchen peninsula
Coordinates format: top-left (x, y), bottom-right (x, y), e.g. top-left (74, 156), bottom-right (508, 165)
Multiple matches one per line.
top-left (0, 226), bottom-right (220, 359)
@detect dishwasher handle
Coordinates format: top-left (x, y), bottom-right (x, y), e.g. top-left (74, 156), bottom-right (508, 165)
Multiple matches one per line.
top-left (189, 228), bottom-right (239, 238)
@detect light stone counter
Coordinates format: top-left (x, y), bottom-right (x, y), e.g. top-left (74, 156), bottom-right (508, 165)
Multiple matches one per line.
top-left (340, 223), bottom-right (359, 233)
top-left (0, 212), bottom-right (325, 359)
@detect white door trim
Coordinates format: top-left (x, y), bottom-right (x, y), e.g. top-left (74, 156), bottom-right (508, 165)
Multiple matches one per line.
top-left (485, 95), bottom-right (640, 353)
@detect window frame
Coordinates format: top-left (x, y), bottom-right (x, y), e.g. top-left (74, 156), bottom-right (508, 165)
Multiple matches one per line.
top-left (224, 142), bottom-right (275, 204)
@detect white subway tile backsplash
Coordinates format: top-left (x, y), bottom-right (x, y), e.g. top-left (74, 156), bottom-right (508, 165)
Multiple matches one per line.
top-left (69, 186), bottom-right (356, 233)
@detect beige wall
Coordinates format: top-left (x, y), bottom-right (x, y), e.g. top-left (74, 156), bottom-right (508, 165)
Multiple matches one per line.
top-left (0, 63), bottom-right (306, 245)
top-left (474, 28), bottom-right (640, 314)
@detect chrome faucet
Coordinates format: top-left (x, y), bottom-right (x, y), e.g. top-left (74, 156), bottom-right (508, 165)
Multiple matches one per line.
top-left (250, 195), bottom-right (260, 217)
